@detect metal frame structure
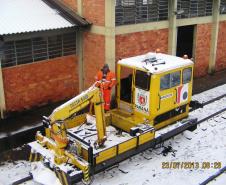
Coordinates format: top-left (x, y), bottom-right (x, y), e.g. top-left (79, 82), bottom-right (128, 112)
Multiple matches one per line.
top-left (115, 0), bottom-right (169, 25)
top-left (0, 32), bottom-right (77, 68)
top-left (177, 0), bottom-right (213, 19)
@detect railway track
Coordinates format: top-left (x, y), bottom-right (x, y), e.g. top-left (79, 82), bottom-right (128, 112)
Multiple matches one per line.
top-left (1, 91), bottom-right (225, 153)
top-left (199, 165), bottom-right (226, 185)
top-left (189, 93), bottom-right (226, 112)
top-left (8, 95), bottom-right (226, 185)
top-left (1, 88), bottom-right (226, 185)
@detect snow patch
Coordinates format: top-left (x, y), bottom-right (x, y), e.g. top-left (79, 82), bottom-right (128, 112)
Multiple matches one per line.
top-left (31, 162), bottom-right (61, 185)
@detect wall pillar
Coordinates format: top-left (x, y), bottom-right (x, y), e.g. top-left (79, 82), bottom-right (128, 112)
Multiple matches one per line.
top-left (0, 61), bottom-right (6, 119)
top-left (168, 0), bottom-right (177, 55)
top-left (208, 0), bottom-right (220, 74)
top-left (77, 0), bottom-right (83, 15)
top-left (105, 0), bottom-right (116, 72)
top-left (77, 30), bottom-right (84, 92)
top-left (77, 0), bottom-right (84, 92)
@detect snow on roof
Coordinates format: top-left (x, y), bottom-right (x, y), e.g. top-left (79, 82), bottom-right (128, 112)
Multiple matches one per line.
top-left (0, 0), bottom-right (76, 35)
top-left (118, 52), bottom-right (193, 74)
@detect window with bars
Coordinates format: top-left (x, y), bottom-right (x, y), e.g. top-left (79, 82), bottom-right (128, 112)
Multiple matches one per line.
top-left (220, 0), bottom-right (226, 14)
top-left (177, 0), bottom-right (213, 19)
top-left (115, 0), bottom-right (168, 26)
top-left (0, 32), bottom-right (76, 68)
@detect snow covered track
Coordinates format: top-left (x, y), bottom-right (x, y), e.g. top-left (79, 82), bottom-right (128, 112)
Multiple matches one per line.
top-left (12, 174), bottom-right (33, 185)
top-left (192, 84), bottom-right (226, 104)
top-left (189, 84), bottom-right (226, 112)
top-left (1, 84), bottom-right (226, 185)
top-left (190, 97), bottom-right (226, 122)
top-left (200, 165), bottom-right (226, 185)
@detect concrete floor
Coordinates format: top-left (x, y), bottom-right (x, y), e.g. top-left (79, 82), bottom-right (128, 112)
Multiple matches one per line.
top-left (193, 69), bottom-right (226, 94)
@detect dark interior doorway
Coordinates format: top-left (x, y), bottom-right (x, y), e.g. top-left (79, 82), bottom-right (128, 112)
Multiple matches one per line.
top-left (176, 25), bottom-right (195, 59)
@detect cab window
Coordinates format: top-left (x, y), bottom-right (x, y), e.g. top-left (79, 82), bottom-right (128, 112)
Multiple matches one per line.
top-left (135, 70), bottom-right (151, 91)
top-left (183, 68), bottom-right (192, 84)
top-left (160, 74), bottom-right (170, 90)
top-left (171, 71), bottom-right (181, 87)
top-left (160, 71), bottom-right (181, 90)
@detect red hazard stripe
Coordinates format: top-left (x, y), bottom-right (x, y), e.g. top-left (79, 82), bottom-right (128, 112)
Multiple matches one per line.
top-left (177, 85), bottom-right (183, 103)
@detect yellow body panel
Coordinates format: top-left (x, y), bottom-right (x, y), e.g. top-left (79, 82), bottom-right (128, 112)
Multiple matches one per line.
top-left (138, 131), bottom-right (155, 145)
top-left (154, 110), bottom-right (189, 130)
top-left (111, 109), bottom-right (143, 132)
top-left (33, 53), bottom-right (194, 184)
top-left (95, 147), bottom-right (117, 164)
top-left (118, 138), bottom-right (137, 154)
top-left (115, 63), bottom-right (193, 130)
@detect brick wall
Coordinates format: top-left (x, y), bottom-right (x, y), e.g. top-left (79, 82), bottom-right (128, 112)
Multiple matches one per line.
top-left (216, 21), bottom-right (226, 71)
top-left (194, 24), bottom-right (212, 77)
top-left (116, 29), bottom-right (169, 61)
top-left (2, 55), bottom-right (78, 112)
top-left (83, 32), bottom-right (105, 88)
top-left (83, 0), bottom-right (105, 26)
top-left (62, 0), bottom-right (77, 10)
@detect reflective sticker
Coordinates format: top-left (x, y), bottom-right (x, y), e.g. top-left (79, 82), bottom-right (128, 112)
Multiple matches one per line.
top-left (177, 83), bottom-right (189, 104)
top-left (160, 93), bottom-right (173, 100)
top-left (135, 88), bottom-right (150, 114)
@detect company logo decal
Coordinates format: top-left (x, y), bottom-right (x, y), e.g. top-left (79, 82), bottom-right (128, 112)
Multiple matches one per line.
top-left (138, 94), bottom-right (147, 106)
top-left (135, 88), bottom-right (150, 114)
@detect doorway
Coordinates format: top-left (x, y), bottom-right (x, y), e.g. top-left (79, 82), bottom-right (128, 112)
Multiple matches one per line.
top-left (176, 25), bottom-right (195, 59)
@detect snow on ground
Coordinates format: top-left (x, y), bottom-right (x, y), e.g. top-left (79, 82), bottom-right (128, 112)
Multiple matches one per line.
top-left (0, 84), bottom-right (226, 185)
top-left (208, 172), bottom-right (226, 185)
top-left (0, 160), bottom-right (36, 185)
top-left (190, 97), bottom-right (226, 121)
top-left (78, 112), bottom-right (226, 185)
top-left (192, 84), bottom-right (226, 103)
top-left (1, 112), bottom-right (225, 185)
top-left (0, 161), bottom-right (61, 185)
top-left (31, 162), bottom-right (61, 185)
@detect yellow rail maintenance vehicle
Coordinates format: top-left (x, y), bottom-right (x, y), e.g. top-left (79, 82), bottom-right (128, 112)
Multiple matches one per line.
top-left (29, 52), bottom-right (197, 185)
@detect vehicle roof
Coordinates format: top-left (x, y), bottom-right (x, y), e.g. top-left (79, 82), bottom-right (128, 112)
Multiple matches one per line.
top-left (118, 52), bottom-right (193, 74)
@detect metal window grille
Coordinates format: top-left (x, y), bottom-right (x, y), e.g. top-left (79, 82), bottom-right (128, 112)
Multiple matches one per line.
top-left (220, 0), bottom-right (226, 14)
top-left (115, 0), bottom-right (168, 26)
top-left (0, 32), bottom-right (76, 68)
top-left (32, 37), bottom-right (48, 62)
top-left (177, 0), bottom-right (213, 19)
top-left (16, 39), bottom-right (33, 65)
top-left (48, 35), bottom-right (62, 59)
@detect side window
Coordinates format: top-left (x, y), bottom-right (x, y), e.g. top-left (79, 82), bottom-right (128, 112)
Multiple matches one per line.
top-left (160, 74), bottom-right (170, 90)
top-left (135, 70), bottom-right (151, 91)
top-left (160, 71), bottom-right (181, 90)
top-left (171, 71), bottom-right (181, 87)
top-left (183, 68), bottom-right (192, 84)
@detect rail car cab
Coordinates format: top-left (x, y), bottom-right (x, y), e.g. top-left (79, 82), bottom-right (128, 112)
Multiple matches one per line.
top-left (110, 52), bottom-right (194, 131)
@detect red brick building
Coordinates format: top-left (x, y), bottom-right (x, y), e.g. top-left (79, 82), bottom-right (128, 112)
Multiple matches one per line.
top-left (0, 0), bottom-right (90, 117)
top-left (62, 0), bottom-right (226, 87)
top-left (1, 0), bottom-right (226, 118)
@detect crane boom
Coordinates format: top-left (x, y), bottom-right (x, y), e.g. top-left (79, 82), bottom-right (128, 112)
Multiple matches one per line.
top-left (48, 84), bottom-right (107, 147)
